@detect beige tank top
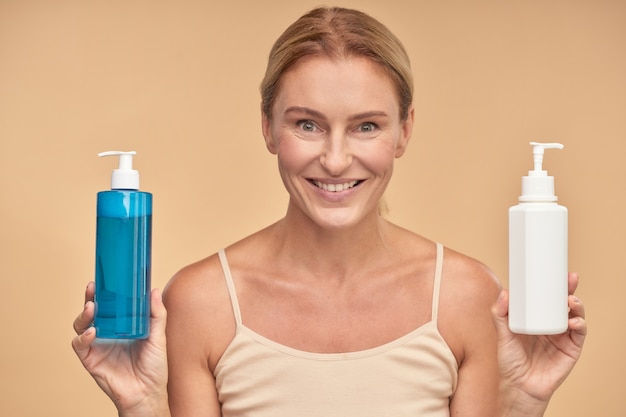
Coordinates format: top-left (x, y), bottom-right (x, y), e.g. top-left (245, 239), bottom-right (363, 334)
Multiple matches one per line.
top-left (214, 243), bottom-right (458, 417)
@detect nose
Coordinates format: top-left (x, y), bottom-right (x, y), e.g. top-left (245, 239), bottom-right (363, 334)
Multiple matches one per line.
top-left (320, 133), bottom-right (352, 175)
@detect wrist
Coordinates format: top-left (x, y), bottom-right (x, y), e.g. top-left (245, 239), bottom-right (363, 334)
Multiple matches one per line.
top-left (117, 393), bottom-right (170, 417)
top-left (497, 384), bottom-right (550, 417)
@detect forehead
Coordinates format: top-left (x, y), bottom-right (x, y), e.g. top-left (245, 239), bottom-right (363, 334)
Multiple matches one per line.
top-left (273, 56), bottom-right (400, 115)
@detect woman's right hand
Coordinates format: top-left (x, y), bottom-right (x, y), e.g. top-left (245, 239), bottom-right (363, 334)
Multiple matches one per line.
top-left (72, 282), bottom-right (170, 417)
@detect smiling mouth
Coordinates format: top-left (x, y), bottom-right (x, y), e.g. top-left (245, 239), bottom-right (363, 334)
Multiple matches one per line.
top-left (310, 180), bottom-right (362, 192)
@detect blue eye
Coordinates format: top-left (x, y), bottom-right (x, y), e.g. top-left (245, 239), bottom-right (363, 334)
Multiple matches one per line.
top-left (359, 122), bottom-right (378, 133)
top-left (298, 120), bottom-right (316, 131)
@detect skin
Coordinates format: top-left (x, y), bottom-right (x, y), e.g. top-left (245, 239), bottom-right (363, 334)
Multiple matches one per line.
top-left (72, 55), bottom-right (586, 417)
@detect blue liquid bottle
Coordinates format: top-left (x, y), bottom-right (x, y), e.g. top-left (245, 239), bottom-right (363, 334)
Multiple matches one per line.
top-left (95, 151), bottom-right (152, 339)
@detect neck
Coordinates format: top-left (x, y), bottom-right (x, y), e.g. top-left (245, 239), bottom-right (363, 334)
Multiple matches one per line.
top-left (272, 201), bottom-right (394, 280)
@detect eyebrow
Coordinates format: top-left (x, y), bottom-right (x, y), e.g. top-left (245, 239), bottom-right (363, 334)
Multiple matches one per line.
top-left (284, 106), bottom-right (325, 119)
top-left (284, 106), bottom-right (389, 121)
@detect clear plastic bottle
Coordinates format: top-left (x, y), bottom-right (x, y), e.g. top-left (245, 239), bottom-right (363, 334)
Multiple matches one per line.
top-left (509, 142), bottom-right (568, 335)
top-left (94, 151), bottom-right (152, 339)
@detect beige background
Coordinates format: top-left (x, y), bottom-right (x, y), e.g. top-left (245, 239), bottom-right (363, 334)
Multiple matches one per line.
top-left (1, 0), bottom-right (624, 415)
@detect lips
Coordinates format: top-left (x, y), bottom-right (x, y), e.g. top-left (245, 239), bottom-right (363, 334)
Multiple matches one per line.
top-left (310, 179), bottom-right (362, 192)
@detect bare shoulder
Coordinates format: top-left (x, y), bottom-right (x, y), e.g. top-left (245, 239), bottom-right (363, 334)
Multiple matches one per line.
top-left (438, 247), bottom-right (502, 362)
top-left (163, 253), bottom-right (227, 310)
top-left (161, 226), bottom-right (275, 366)
top-left (441, 247), bottom-right (502, 301)
top-left (163, 252), bottom-right (235, 370)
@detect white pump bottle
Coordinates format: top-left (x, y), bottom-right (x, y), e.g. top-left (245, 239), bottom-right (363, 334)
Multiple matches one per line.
top-left (508, 142), bottom-right (568, 335)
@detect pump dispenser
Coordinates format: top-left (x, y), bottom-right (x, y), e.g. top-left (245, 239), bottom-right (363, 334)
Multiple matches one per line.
top-left (98, 150), bottom-right (140, 190)
top-left (509, 142), bottom-right (568, 335)
top-left (94, 151), bottom-right (152, 339)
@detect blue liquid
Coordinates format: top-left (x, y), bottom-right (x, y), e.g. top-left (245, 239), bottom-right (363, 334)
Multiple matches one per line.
top-left (94, 191), bottom-right (152, 339)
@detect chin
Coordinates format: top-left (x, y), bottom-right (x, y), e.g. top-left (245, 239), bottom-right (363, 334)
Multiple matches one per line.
top-left (308, 207), bottom-right (376, 230)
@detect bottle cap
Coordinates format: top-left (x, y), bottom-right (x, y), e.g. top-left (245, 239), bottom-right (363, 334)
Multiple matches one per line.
top-left (519, 142), bottom-right (564, 202)
top-left (98, 151), bottom-right (139, 190)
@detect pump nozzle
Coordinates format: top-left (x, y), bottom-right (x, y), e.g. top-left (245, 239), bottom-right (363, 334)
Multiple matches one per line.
top-left (530, 142), bottom-right (564, 172)
top-left (519, 142), bottom-right (564, 202)
top-left (98, 150), bottom-right (140, 190)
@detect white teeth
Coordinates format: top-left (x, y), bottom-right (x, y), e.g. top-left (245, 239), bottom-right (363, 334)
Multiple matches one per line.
top-left (313, 180), bottom-right (358, 192)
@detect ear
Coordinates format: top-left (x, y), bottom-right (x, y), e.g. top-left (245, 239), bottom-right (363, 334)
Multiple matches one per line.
top-left (261, 102), bottom-right (278, 155)
top-left (395, 105), bottom-right (414, 158)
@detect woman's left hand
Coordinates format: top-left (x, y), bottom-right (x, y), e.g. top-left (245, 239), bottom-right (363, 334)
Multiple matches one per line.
top-left (492, 272), bottom-right (587, 414)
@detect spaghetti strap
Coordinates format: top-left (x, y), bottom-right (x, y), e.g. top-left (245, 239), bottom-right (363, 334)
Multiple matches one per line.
top-left (218, 249), bottom-right (243, 327)
top-left (431, 242), bottom-right (444, 323)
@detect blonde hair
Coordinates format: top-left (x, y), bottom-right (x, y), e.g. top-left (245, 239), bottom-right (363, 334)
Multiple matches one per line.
top-left (260, 7), bottom-right (413, 121)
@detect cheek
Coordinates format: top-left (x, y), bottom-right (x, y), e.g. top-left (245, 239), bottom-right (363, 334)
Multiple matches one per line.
top-left (275, 136), bottom-right (320, 173)
top-left (354, 140), bottom-right (397, 172)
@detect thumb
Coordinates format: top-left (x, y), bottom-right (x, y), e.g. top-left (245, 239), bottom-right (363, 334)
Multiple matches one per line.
top-left (491, 289), bottom-right (512, 339)
top-left (71, 326), bottom-right (96, 363)
top-left (149, 288), bottom-right (167, 343)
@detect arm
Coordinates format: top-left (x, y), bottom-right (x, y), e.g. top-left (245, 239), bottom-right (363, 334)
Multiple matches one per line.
top-left (163, 258), bottom-right (228, 417)
top-left (446, 260), bottom-right (502, 417)
top-left (72, 283), bottom-right (170, 417)
top-left (492, 272), bottom-right (587, 417)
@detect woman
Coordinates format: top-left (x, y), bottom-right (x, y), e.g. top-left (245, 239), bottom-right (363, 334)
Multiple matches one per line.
top-left (72, 7), bottom-right (586, 417)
